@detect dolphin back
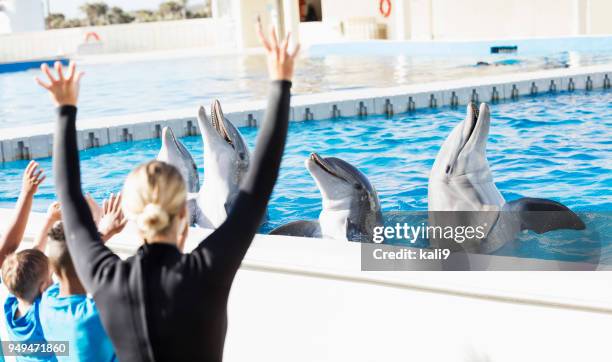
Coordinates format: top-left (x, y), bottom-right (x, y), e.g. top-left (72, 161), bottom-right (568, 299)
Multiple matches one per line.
top-left (270, 220), bottom-right (322, 238)
top-left (503, 198), bottom-right (586, 233)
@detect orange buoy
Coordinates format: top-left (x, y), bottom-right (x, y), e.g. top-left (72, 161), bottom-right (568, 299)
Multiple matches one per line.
top-left (84, 31), bottom-right (101, 43)
top-left (379, 0), bottom-right (392, 18)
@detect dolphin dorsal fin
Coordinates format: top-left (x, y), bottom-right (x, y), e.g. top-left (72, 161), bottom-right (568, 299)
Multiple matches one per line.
top-left (504, 198), bottom-right (585, 233)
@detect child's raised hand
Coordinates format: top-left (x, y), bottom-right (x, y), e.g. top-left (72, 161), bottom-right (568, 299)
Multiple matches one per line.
top-left (35, 61), bottom-right (84, 107)
top-left (98, 193), bottom-right (127, 242)
top-left (21, 161), bottom-right (45, 196)
top-left (45, 202), bottom-right (62, 223)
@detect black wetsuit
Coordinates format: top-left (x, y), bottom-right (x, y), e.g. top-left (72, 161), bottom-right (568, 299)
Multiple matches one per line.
top-left (53, 81), bottom-right (291, 362)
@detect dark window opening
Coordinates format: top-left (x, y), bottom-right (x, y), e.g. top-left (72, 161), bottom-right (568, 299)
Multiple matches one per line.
top-left (299, 0), bottom-right (322, 22)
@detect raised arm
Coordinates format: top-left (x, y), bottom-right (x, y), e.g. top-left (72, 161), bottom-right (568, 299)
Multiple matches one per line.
top-left (0, 161), bottom-right (45, 264)
top-left (192, 23), bottom-right (299, 282)
top-left (37, 61), bottom-right (120, 292)
top-left (32, 201), bottom-right (61, 251)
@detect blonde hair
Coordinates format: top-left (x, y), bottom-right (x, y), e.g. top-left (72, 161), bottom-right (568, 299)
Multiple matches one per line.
top-left (122, 161), bottom-right (186, 241)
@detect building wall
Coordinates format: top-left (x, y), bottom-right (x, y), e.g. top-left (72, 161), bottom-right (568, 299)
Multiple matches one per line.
top-left (319, 0), bottom-right (396, 40)
top-left (0, 13), bottom-right (10, 34)
top-left (321, 0), bottom-right (388, 22)
top-left (0, 0), bottom-right (45, 34)
top-left (313, 0), bottom-right (612, 42)
top-left (430, 0), bottom-right (576, 40)
top-left (588, 0), bottom-right (612, 35)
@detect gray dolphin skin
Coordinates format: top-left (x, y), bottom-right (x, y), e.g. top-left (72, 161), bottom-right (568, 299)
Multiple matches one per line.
top-left (428, 102), bottom-right (585, 253)
top-left (270, 153), bottom-right (383, 243)
top-left (157, 126), bottom-right (200, 224)
top-left (196, 100), bottom-right (250, 228)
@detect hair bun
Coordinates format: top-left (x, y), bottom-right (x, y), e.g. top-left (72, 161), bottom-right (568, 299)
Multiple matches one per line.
top-left (137, 203), bottom-right (170, 234)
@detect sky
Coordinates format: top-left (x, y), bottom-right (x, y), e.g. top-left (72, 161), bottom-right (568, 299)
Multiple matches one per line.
top-left (48, 0), bottom-right (205, 18)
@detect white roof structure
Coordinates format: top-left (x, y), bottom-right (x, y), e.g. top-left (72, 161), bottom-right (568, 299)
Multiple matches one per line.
top-left (0, 0), bottom-right (45, 34)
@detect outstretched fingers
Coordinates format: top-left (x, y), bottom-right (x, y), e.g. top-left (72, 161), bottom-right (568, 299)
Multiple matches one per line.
top-left (67, 61), bottom-right (77, 81)
top-left (102, 197), bottom-right (109, 214)
top-left (35, 77), bottom-right (51, 90)
top-left (36, 61), bottom-right (83, 106)
top-left (24, 160), bottom-right (36, 177)
top-left (55, 61), bottom-right (64, 81)
top-left (270, 25), bottom-right (279, 58)
top-left (290, 42), bottom-right (301, 60)
top-left (28, 162), bottom-right (45, 185)
top-left (256, 18), bottom-right (272, 52)
top-left (74, 70), bottom-right (85, 85)
top-left (280, 32), bottom-right (291, 61)
top-left (32, 169), bottom-right (46, 185)
top-left (41, 63), bottom-right (57, 84)
top-left (111, 192), bottom-right (122, 213)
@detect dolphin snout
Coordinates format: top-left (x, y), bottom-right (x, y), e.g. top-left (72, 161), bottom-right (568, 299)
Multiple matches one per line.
top-left (161, 126), bottom-right (172, 146)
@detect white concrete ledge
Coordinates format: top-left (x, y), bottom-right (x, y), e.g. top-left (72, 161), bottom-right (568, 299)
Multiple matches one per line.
top-left (2, 208), bottom-right (611, 315)
top-left (3, 208), bottom-right (612, 361)
top-left (1, 64), bottom-right (611, 162)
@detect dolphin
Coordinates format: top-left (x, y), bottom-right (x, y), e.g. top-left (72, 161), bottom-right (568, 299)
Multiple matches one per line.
top-left (196, 100), bottom-right (251, 228)
top-left (156, 126), bottom-right (200, 225)
top-left (270, 153), bottom-right (383, 243)
top-left (428, 102), bottom-right (585, 253)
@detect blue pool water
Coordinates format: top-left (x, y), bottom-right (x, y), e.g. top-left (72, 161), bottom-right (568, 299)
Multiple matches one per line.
top-left (0, 90), bottom-right (610, 263)
top-left (1, 46), bottom-right (612, 128)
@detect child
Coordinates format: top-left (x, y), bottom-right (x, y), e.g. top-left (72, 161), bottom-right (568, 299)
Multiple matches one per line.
top-left (0, 161), bottom-right (51, 362)
top-left (39, 193), bottom-right (125, 362)
top-left (0, 161), bottom-right (46, 265)
top-left (1, 249), bottom-right (54, 362)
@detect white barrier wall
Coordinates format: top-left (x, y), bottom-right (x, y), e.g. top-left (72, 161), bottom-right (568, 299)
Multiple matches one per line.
top-left (0, 18), bottom-right (235, 62)
top-left (315, 0), bottom-right (612, 42)
top-left (588, 0), bottom-right (612, 35)
top-left (430, 0), bottom-right (577, 40)
top-left (1, 208), bottom-right (611, 361)
top-left (0, 0), bottom-right (45, 34)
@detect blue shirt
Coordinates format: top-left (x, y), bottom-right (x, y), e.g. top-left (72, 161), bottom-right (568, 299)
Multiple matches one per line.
top-left (4, 295), bottom-right (56, 362)
top-left (40, 284), bottom-right (116, 362)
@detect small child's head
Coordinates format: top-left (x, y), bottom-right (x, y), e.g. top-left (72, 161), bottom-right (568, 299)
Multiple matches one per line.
top-left (1, 249), bottom-right (51, 303)
top-left (46, 222), bottom-right (78, 280)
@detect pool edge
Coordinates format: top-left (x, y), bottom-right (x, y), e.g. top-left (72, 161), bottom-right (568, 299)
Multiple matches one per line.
top-left (1, 64), bottom-right (611, 162)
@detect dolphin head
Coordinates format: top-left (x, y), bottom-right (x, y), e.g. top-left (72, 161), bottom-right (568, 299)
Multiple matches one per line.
top-left (306, 153), bottom-right (382, 242)
top-left (431, 102), bottom-right (492, 181)
top-left (197, 101), bottom-right (250, 226)
top-left (428, 102), bottom-right (504, 213)
top-left (157, 126), bottom-right (200, 193)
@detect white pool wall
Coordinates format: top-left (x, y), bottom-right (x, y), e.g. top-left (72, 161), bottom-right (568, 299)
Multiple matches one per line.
top-left (1, 64), bottom-right (611, 163)
top-left (0, 18), bottom-right (235, 62)
top-left (1, 207), bottom-right (611, 361)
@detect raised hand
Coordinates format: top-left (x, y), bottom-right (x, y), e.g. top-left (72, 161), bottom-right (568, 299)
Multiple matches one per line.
top-left (35, 61), bottom-right (84, 106)
top-left (256, 19), bottom-right (300, 81)
top-left (21, 160), bottom-right (46, 196)
top-left (98, 193), bottom-right (128, 242)
top-left (33, 201), bottom-right (62, 251)
top-left (45, 202), bottom-right (62, 224)
top-left (1, 161), bottom-right (46, 259)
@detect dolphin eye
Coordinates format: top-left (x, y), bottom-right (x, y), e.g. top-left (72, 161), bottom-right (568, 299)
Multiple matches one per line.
top-left (239, 152), bottom-right (245, 160)
top-left (445, 165), bottom-right (451, 174)
top-left (354, 183), bottom-right (362, 190)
